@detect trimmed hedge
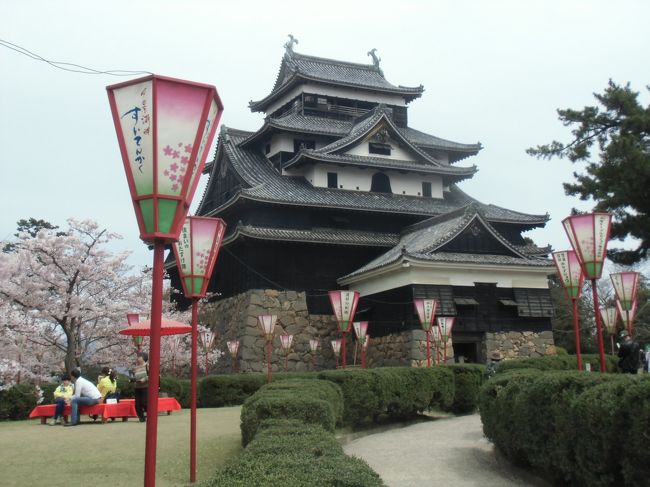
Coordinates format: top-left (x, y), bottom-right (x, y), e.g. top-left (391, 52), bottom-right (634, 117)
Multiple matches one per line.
top-left (199, 372), bottom-right (318, 408)
top-left (207, 419), bottom-right (384, 487)
top-left (447, 364), bottom-right (485, 414)
top-left (240, 379), bottom-right (343, 446)
top-left (495, 353), bottom-right (619, 374)
top-left (479, 370), bottom-right (650, 486)
top-left (317, 366), bottom-right (457, 426)
top-left (0, 384), bottom-right (41, 421)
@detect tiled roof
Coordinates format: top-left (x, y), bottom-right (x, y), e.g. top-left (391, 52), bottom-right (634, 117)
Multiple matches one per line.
top-left (250, 51), bottom-right (424, 112)
top-left (241, 110), bottom-right (481, 163)
top-left (340, 205), bottom-right (553, 281)
top-left (222, 223), bottom-right (399, 247)
top-left (398, 127), bottom-right (482, 156)
top-left (202, 126), bottom-right (548, 226)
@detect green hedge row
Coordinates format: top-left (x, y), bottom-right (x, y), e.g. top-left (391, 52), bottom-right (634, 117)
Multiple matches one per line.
top-left (207, 419), bottom-right (384, 487)
top-left (479, 370), bottom-right (650, 486)
top-left (240, 379), bottom-right (343, 446)
top-left (495, 353), bottom-right (619, 374)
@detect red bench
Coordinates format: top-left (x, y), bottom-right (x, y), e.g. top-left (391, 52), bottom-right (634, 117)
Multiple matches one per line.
top-left (29, 401), bottom-right (136, 424)
top-left (29, 397), bottom-right (181, 424)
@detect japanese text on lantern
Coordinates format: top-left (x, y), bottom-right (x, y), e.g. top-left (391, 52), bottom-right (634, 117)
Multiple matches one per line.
top-left (120, 87), bottom-right (151, 173)
top-left (176, 223), bottom-right (191, 273)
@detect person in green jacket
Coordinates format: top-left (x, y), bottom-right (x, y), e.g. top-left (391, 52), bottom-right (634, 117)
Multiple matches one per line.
top-left (48, 374), bottom-right (73, 425)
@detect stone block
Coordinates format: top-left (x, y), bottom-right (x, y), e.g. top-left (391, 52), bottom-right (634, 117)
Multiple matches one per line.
top-left (286, 290), bottom-right (298, 301)
top-left (265, 289), bottom-right (280, 297)
top-left (293, 301), bottom-right (308, 312)
top-left (249, 293), bottom-right (263, 306)
top-left (539, 331), bottom-right (554, 339)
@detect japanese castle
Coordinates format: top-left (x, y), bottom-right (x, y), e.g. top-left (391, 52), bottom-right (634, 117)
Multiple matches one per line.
top-left (173, 38), bottom-right (556, 368)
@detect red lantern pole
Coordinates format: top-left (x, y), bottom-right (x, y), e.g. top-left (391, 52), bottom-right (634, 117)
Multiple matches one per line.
top-left (572, 299), bottom-right (583, 371)
top-left (267, 340), bottom-right (272, 382)
top-left (144, 241), bottom-right (164, 487)
top-left (329, 291), bottom-right (360, 370)
top-left (591, 281), bottom-right (607, 372)
top-left (190, 298), bottom-right (198, 483)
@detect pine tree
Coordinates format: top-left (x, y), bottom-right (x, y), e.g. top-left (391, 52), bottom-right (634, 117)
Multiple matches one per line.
top-left (528, 81), bottom-right (650, 264)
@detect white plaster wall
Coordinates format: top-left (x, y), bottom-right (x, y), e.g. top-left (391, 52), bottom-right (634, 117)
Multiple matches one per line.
top-left (299, 163), bottom-right (443, 197)
top-left (265, 83), bottom-right (407, 115)
top-left (346, 263), bottom-right (553, 296)
top-left (267, 133), bottom-right (294, 158)
top-left (347, 142), bottom-right (413, 160)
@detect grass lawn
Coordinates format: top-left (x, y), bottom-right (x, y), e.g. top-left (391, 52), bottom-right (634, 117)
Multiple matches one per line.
top-left (0, 406), bottom-right (242, 487)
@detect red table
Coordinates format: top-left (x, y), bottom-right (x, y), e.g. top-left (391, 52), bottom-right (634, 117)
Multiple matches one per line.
top-left (30, 401), bottom-right (137, 424)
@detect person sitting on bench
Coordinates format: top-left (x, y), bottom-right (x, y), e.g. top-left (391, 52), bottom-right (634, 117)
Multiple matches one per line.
top-left (48, 374), bottom-right (73, 425)
top-left (65, 369), bottom-right (102, 427)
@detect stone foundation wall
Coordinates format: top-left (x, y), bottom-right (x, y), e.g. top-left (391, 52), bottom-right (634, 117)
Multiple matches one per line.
top-left (486, 330), bottom-right (555, 359)
top-left (368, 329), bottom-right (455, 367)
top-left (199, 290), bottom-right (554, 371)
top-left (201, 289), bottom-right (340, 373)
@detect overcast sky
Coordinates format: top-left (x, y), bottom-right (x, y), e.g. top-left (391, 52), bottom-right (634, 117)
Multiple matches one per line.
top-left (1, 0), bottom-right (649, 271)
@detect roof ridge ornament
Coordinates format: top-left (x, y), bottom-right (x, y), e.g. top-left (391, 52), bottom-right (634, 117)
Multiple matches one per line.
top-left (284, 34), bottom-right (299, 56)
top-left (367, 48), bottom-right (384, 76)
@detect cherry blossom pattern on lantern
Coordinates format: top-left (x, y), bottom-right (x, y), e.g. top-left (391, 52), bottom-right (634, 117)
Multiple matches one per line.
top-left (162, 142), bottom-right (193, 192)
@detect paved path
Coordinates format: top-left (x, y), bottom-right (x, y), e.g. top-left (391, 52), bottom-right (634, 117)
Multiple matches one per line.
top-left (343, 414), bottom-right (551, 487)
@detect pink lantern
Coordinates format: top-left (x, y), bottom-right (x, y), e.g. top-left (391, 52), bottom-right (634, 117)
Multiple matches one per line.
top-left (600, 307), bottom-right (619, 336)
top-left (414, 299), bottom-right (438, 367)
top-left (562, 213), bottom-right (612, 280)
top-left (600, 307), bottom-right (619, 355)
top-left (562, 212), bottom-right (612, 372)
top-left (610, 272), bottom-right (640, 311)
top-left (279, 334), bottom-right (294, 352)
top-left (552, 250), bottom-right (586, 370)
top-left (258, 315), bottom-right (277, 340)
top-left (552, 251), bottom-right (585, 300)
top-left (279, 334), bottom-right (294, 372)
top-left (329, 290), bottom-right (360, 369)
top-left (437, 317), bottom-right (455, 364)
top-left (173, 216), bottom-right (227, 298)
top-left (331, 338), bottom-right (342, 368)
top-left (353, 321), bottom-right (369, 369)
top-left (258, 315), bottom-right (277, 383)
top-left (199, 329), bottom-right (216, 354)
top-left (227, 339), bottom-right (240, 373)
top-left (309, 338), bottom-right (319, 370)
top-left (616, 299), bottom-right (638, 336)
top-left (107, 75), bottom-right (223, 244)
top-left (227, 339), bottom-right (240, 358)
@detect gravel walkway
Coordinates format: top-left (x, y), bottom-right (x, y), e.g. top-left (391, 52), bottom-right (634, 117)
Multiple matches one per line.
top-left (343, 414), bottom-right (551, 487)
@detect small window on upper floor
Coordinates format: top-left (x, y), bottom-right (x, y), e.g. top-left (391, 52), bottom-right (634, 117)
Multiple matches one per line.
top-left (370, 172), bottom-right (392, 193)
top-left (294, 139), bottom-right (316, 152)
top-left (369, 142), bottom-right (391, 156)
top-left (422, 182), bottom-right (432, 198)
top-left (327, 172), bottom-right (338, 189)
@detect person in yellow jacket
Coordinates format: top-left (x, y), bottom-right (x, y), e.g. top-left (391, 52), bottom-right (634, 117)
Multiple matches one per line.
top-left (48, 374), bottom-right (73, 425)
top-left (97, 367), bottom-right (118, 401)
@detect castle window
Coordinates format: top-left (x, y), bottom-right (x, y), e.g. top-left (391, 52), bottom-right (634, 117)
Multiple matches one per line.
top-left (294, 139), bottom-right (315, 152)
top-left (422, 182), bottom-right (432, 197)
top-left (369, 142), bottom-right (391, 156)
top-left (370, 172), bottom-right (392, 193)
top-left (327, 172), bottom-right (338, 189)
